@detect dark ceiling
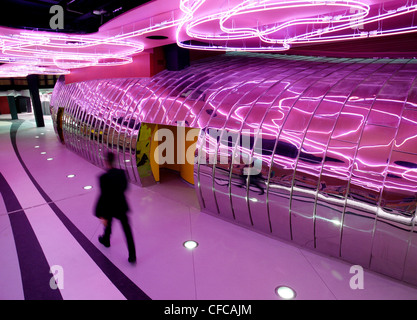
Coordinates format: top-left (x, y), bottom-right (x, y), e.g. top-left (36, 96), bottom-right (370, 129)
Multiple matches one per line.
top-left (0, 0), bottom-right (152, 34)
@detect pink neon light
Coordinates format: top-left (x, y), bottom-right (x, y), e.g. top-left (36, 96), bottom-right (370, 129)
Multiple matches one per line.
top-left (0, 0), bottom-right (416, 77)
top-left (176, 0), bottom-right (417, 51)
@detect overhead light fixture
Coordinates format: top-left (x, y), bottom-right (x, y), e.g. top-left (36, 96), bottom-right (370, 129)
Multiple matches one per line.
top-left (0, 0), bottom-right (414, 78)
top-left (183, 240), bottom-right (198, 250)
top-left (177, 0), bottom-right (417, 52)
top-left (93, 9), bottom-right (106, 15)
top-left (275, 286), bottom-right (296, 300)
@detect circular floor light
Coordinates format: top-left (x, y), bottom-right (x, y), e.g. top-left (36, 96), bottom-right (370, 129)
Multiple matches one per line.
top-left (47, 157), bottom-right (53, 161)
top-left (83, 185), bottom-right (93, 190)
top-left (41, 152), bottom-right (46, 154)
top-left (67, 174), bottom-right (75, 178)
top-left (275, 286), bottom-right (296, 300)
top-left (183, 240), bottom-right (198, 250)
top-left (34, 146), bottom-right (40, 148)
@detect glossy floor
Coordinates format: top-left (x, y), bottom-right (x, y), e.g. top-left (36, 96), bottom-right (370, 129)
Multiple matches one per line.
top-left (1, 113), bottom-right (417, 300)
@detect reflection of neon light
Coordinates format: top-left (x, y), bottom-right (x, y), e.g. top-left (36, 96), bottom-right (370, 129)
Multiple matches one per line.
top-left (395, 133), bottom-right (417, 149)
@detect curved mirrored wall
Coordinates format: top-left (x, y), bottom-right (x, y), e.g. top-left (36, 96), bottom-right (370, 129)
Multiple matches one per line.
top-left (50, 53), bottom-right (417, 286)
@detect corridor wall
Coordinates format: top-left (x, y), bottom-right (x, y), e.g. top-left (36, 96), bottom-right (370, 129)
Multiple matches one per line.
top-left (51, 53), bottom-right (417, 286)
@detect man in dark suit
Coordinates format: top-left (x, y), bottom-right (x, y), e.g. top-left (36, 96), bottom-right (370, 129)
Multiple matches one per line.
top-left (95, 151), bottom-right (136, 263)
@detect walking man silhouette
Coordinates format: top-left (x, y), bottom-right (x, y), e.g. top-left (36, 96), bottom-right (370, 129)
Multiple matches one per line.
top-left (95, 151), bottom-right (136, 263)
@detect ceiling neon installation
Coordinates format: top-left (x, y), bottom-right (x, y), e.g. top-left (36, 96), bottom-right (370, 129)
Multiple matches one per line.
top-left (177, 0), bottom-right (417, 51)
top-left (0, 0), bottom-right (415, 77)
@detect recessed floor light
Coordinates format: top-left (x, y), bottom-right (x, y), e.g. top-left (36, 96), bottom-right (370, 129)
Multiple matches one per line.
top-left (83, 185), bottom-right (93, 190)
top-left (35, 136), bottom-right (39, 138)
top-left (275, 286), bottom-right (296, 300)
top-left (41, 152), bottom-right (46, 154)
top-left (40, 133), bottom-right (45, 135)
top-left (47, 158), bottom-right (53, 161)
top-left (34, 146), bottom-right (40, 148)
top-left (183, 240), bottom-right (198, 250)
top-left (67, 174), bottom-right (75, 178)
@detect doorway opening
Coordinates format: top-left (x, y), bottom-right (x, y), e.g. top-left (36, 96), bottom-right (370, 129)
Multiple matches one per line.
top-left (149, 123), bottom-right (199, 185)
top-left (139, 122), bottom-right (201, 208)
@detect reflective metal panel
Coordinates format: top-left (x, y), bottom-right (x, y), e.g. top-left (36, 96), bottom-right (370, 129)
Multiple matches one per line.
top-left (220, 73), bottom-right (278, 227)
top-left (367, 79), bottom-right (413, 128)
top-left (98, 79), bottom-right (129, 167)
top-left (248, 134), bottom-right (274, 233)
top-left (186, 61), bottom-right (248, 128)
top-left (291, 117), bottom-right (332, 244)
top-left (316, 140), bottom-right (356, 256)
top-left (372, 151), bottom-right (417, 279)
top-left (119, 80), bottom-right (146, 182)
top-left (111, 79), bottom-right (138, 175)
top-left (50, 53), bottom-right (417, 287)
top-left (61, 84), bottom-right (78, 150)
top-left (198, 127), bottom-right (220, 214)
top-left (247, 59), bottom-right (319, 233)
top-left (266, 61), bottom-right (333, 240)
top-left (342, 125), bottom-right (396, 267)
top-left (269, 130), bottom-right (304, 240)
top-left (404, 220), bottom-right (417, 284)
top-left (86, 80), bottom-right (115, 165)
top-left (289, 64), bottom-right (353, 248)
top-left (394, 108), bottom-right (417, 154)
